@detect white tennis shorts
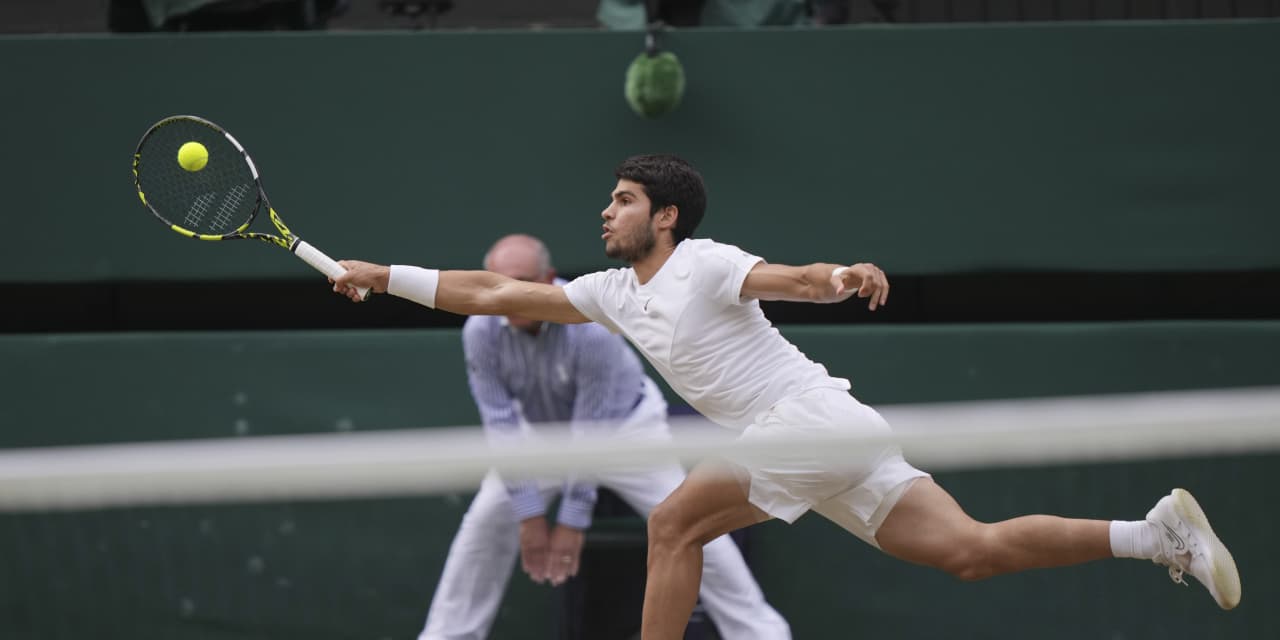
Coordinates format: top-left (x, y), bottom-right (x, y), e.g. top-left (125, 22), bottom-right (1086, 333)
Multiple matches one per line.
top-left (738, 386), bottom-right (929, 549)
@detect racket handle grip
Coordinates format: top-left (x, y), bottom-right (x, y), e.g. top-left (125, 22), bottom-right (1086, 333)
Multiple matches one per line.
top-left (293, 240), bottom-right (371, 300)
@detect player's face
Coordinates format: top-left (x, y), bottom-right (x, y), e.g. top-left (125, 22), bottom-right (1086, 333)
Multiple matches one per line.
top-left (601, 179), bottom-right (657, 263)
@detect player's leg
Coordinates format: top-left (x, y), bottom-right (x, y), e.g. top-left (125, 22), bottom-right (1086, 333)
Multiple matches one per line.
top-left (872, 476), bottom-right (1241, 609)
top-left (641, 460), bottom-right (772, 640)
top-left (419, 471), bottom-right (522, 640)
top-left (873, 476), bottom-right (1112, 579)
top-left (793, 390), bottom-right (1155, 582)
top-left (604, 461), bottom-right (791, 639)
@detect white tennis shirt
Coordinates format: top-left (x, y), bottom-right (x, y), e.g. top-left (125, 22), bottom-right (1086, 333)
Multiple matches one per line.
top-left (563, 238), bottom-right (849, 429)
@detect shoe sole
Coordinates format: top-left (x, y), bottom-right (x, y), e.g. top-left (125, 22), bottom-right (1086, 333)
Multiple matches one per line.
top-left (1172, 488), bottom-right (1242, 610)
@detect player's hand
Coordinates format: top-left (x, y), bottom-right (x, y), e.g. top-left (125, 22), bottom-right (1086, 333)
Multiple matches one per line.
top-left (546, 524), bottom-right (585, 587)
top-left (518, 516), bottom-right (552, 584)
top-left (332, 260), bottom-right (390, 302)
top-left (832, 263), bottom-right (889, 311)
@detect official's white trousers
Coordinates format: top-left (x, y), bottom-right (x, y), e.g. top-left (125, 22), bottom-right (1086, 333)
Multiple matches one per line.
top-left (419, 390), bottom-right (790, 639)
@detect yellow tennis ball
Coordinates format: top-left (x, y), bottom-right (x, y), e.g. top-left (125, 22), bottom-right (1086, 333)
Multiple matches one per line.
top-left (177, 142), bottom-right (209, 172)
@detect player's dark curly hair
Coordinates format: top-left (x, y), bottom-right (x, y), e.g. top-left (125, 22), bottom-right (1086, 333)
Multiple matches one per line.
top-left (614, 154), bottom-right (707, 243)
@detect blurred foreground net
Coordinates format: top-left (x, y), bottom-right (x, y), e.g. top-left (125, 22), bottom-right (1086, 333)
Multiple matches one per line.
top-left (2, 387), bottom-right (1278, 639)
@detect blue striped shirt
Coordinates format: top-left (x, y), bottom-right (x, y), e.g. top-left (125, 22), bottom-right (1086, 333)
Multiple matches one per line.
top-left (462, 311), bottom-right (649, 529)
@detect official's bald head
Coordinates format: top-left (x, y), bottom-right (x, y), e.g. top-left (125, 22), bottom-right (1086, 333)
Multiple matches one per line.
top-left (483, 234), bottom-right (554, 282)
top-left (483, 235), bottom-right (556, 332)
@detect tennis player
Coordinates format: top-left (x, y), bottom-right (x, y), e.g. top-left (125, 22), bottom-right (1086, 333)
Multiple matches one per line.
top-left (418, 233), bottom-right (789, 640)
top-left (334, 155), bottom-right (1241, 639)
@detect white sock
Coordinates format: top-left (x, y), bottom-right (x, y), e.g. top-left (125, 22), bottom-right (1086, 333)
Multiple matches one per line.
top-left (1110, 520), bottom-right (1160, 559)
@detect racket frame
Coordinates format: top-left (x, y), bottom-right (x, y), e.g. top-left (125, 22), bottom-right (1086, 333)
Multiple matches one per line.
top-left (133, 115), bottom-right (368, 298)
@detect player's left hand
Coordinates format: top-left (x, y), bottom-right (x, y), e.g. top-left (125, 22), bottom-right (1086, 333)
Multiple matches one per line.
top-left (546, 524), bottom-right (585, 587)
top-left (832, 262), bottom-right (889, 311)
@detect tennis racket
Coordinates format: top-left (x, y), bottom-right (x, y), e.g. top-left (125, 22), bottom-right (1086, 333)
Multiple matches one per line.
top-left (132, 115), bottom-right (369, 299)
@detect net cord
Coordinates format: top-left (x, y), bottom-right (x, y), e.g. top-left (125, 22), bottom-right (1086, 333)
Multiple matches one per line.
top-left (2, 387), bottom-right (1277, 511)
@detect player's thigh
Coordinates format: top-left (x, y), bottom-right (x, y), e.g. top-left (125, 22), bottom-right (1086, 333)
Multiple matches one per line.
top-left (874, 477), bottom-right (982, 567)
top-left (649, 459), bottom-right (770, 545)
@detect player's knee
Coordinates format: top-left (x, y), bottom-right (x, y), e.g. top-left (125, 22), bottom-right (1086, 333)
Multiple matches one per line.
top-left (647, 500), bottom-right (695, 551)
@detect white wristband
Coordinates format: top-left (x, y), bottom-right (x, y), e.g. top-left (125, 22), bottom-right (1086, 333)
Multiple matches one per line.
top-left (388, 265), bottom-right (439, 309)
top-left (832, 266), bottom-right (849, 279)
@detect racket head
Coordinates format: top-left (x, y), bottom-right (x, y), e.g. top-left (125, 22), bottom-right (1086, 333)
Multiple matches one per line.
top-left (133, 115), bottom-right (269, 241)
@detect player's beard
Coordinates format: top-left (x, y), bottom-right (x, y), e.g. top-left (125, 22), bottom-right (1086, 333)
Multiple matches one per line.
top-left (605, 223), bottom-right (657, 263)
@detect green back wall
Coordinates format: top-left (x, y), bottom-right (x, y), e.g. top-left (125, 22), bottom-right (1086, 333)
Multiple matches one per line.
top-left (3, 21), bottom-right (1278, 283)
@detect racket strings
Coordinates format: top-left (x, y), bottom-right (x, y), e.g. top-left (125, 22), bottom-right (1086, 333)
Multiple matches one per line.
top-left (209, 183), bottom-right (252, 233)
top-left (137, 120), bottom-right (258, 237)
top-left (183, 192), bottom-right (217, 230)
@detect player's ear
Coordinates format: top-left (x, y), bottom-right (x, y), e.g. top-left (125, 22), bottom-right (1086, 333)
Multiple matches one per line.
top-left (656, 205), bottom-right (678, 231)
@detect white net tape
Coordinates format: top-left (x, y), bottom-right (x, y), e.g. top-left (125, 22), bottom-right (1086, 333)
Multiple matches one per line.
top-left (2, 386), bottom-right (1277, 511)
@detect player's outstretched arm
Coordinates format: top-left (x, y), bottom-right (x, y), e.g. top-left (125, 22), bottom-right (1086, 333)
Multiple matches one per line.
top-left (741, 261), bottom-right (889, 310)
top-left (332, 260), bottom-right (591, 323)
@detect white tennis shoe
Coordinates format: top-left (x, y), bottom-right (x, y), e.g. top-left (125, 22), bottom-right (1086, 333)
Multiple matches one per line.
top-left (1146, 488), bottom-right (1241, 610)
